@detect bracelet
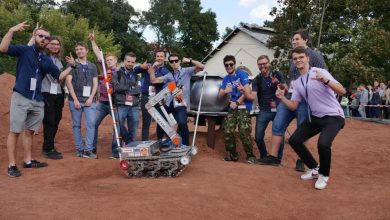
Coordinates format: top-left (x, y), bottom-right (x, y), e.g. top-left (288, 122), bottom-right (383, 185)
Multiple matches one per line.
top-left (324, 79), bottom-right (330, 85)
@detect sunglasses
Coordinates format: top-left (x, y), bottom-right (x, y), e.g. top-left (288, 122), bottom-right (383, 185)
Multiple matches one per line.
top-left (169, 59), bottom-right (180, 64)
top-left (37, 34), bottom-right (50, 40)
top-left (224, 63), bottom-right (234, 68)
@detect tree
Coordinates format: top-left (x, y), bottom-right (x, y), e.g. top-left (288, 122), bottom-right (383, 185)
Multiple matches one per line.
top-left (266, 0), bottom-right (390, 88)
top-left (62, 0), bottom-right (148, 60)
top-left (140, 0), bottom-right (219, 60)
top-left (0, 1), bottom-right (121, 74)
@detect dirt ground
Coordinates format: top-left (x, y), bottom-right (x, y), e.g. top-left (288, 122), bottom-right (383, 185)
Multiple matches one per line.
top-left (0, 73), bottom-right (389, 220)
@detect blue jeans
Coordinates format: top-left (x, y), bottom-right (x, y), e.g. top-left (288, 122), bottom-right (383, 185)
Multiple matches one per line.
top-left (255, 111), bottom-right (284, 159)
top-left (93, 102), bottom-right (117, 155)
top-left (68, 101), bottom-right (96, 151)
top-left (167, 106), bottom-right (189, 146)
top-left (116, 105), bottom-right (140, 145)
top-left (272, 101), bottom-right (308, 135)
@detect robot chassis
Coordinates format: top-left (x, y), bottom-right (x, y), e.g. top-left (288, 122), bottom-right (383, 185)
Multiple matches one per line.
top-left (118, 82), bottom-right (198, 177)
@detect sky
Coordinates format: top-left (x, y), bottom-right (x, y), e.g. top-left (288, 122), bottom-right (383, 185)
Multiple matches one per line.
top-left (127, 0), bottom-right (279, 43)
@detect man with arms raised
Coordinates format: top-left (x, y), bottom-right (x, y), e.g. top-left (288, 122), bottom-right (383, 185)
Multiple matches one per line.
top-left (0, 22), bottom-right (73, 177)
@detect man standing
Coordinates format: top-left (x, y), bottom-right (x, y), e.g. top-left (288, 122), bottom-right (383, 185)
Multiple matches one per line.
top-left (89, 32), bottom-right (119, 157)
top-left (0, 22), bottom-right (73, 177)
top-left (139, 49), bottom-right (170, 141)
top-left (257, 29), bottom-right (328, 169)
top-left (218, 55), bottom-right (256, 163)
top-left (277, 47), bottom-right (345, 189)
top-left (41, 36), bottom-right (66, 160)
top-left (148, 53), bottom-right (204, 146)
top-left (112, 52), bottom-right (142, 149)
top-left (251, 55), bottom-right (287, 160)
top-left (357, 84), bottom-right (369, 118)
top-left (66, 42), bottom-right (98, 159)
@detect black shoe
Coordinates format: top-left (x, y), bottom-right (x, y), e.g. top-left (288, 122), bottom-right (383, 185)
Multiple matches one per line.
top-left (256, 155), bottom-right (281, 166)
top-left (23, 160), bottom-right (48, 168)
top-left (51, 149), bottom-right (62, 156)
top-left (295, 159), bottom-right (305, 172)
top-left (43, 150), bottom-right (63, 160)
top-left (8, 165), bottom-right (21, 177)
top-left (223, 155), bottom-right (238, 162)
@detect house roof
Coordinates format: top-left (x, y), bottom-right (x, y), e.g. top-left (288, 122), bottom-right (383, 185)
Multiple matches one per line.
top-left (201, 24), bottom-right (276, 63)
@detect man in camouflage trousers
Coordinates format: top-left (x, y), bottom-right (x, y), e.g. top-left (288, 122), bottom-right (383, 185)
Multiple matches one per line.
top-left (218, 55), bottom-right (256, 164)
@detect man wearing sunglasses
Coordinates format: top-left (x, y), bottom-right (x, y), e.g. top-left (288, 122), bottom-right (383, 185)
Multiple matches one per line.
top-left (0, 22), bottom-right (74, 177)
top-left (218, 55), bottom-right (256, 163)
top-left (148, 53), bottom-right (204, 146)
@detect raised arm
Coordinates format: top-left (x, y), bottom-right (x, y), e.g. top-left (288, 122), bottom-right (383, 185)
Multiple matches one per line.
top-left (89, 31), bottom-right (101, 62)
top-left (148, 62), bottom-right (164, 84)
top-left (0, 22), bottom-right (29, 53)
top-left (182, 57), bottom-right (204, 73)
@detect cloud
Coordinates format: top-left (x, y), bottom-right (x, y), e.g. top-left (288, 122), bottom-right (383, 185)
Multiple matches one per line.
top-left (127, 0), bottom-right (151, 12)
top-left (249, 4), bottom-right (274, 21)
top-left (238, 0), bottom-right (258, 6)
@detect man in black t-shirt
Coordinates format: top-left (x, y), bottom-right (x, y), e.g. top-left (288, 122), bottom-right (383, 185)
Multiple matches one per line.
top-left (250, 55), bottom-right (287, 162)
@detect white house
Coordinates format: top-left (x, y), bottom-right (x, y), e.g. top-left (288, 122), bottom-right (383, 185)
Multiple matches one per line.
top-left (201, 24), bottom-right (276, 77)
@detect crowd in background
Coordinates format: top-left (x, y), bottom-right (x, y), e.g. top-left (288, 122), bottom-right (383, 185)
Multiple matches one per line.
top-left (340, 81), bottom-right (390, 119)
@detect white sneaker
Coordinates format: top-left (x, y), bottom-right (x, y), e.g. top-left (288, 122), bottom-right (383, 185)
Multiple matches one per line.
top-left (301, 168), bottom-right (319, 180)
top-left (315, 174), bottom-right (329, 190)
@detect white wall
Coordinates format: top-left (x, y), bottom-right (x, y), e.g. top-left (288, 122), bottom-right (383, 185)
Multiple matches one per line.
top-left (203, 32), bottom-right (275, 77)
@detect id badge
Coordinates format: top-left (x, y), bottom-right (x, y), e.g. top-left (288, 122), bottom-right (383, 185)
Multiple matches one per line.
top-left (270, 100), bottom-right (277, 112)
top-left (149, 85), bottom-right (156, 96)
top-left (238, 104), bottom-right (246, 109)
top-left (30, 78), bottom-right (37, 91)
top-left (125, 95), bottom-right (134, 106)
top-left (50, 82), bottom-right (58, 94)
top-left (288, 80), bottom-right (295, 93)
top-left (83, 86), bottom-right (91, 97)
top-left (174, 98), bottom-right (187, 107)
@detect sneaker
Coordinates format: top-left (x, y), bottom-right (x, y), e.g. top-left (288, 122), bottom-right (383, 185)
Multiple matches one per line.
top-left (8, 165), bottom-right (21, 177)
top-left (315, 174), bottom-right (329, 190)
top-left (23, 160), bottom-right (48, 168)
top-left (76, 149), bottom-right (84, 157)
top-left (246, 157), bottom-right (256, 164)
top-left (52, 149), bottom-right (62, 156)
top-left (295, 159), bottom-right (305, 172)
top-left (256, 155), bottom-right (280, 166)
top-left (83, 150), bottom-right (98, 159)
top-left (223, 155), bottom-right (238, 162)
top-left (300, 167), bottom-right (319, 180)
top-left (43, 150), bottom-right (63, 160)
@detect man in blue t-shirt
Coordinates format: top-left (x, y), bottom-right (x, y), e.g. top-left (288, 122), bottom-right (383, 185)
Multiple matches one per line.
top-left (0, 22), bottom-right (73, 177)
top-left (218, 55), bottom-right (256, 163)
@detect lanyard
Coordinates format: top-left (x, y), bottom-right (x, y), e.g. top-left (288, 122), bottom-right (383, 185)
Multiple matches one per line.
top-left (172, 70), bottom-right (180, 86)
top-left (261, 75), bottom-right (272, 88)
top-left (300, 71), bottom-right (312, 122)
top-left (81, 63), bottom-right (89, 82)
top-left (124, 68), bottom-right (134, 83)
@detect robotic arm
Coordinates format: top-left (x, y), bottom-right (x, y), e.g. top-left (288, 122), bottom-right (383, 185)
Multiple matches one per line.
top-left (145, 82), bottom-right (184, 147)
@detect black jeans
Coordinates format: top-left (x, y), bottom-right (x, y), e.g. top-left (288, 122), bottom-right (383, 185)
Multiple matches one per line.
top-left (141, 94), bottom-right (152, 141)
top-left (288, 115), bottom-right (345, 176)
top-left (42, 92), bottom-right (65, 152)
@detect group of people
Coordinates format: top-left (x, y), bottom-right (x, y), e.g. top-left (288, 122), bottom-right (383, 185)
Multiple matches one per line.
top-left (341, 82), bottom-right (390, 119)
top-left (2, 21), bottom-right (346, 190)
top-left (1, 21), bottom-right (204, 178)
top-left (219, 29), bottom-right (346, 190)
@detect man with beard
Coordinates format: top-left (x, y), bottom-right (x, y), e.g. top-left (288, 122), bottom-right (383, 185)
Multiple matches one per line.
top-left (0, 22), bottom-right (73, 177)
